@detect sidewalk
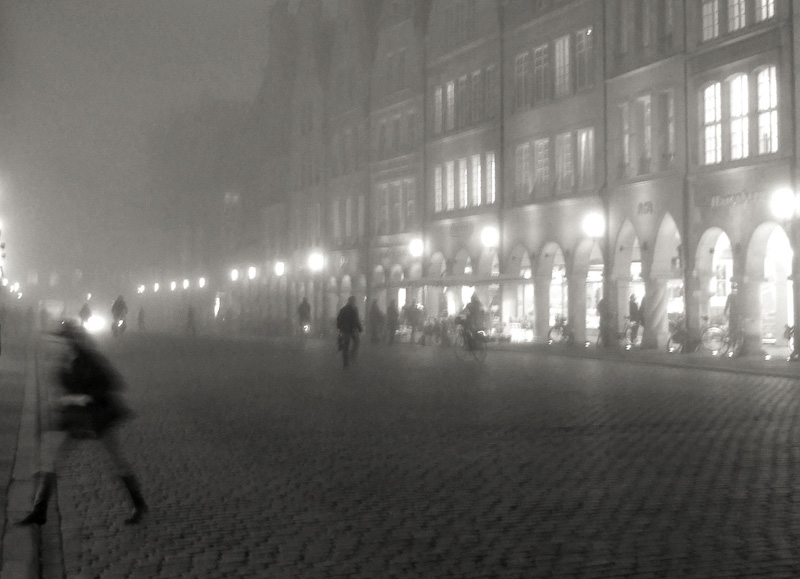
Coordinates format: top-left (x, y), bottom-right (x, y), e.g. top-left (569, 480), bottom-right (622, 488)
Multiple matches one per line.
top-left (0, 341), bottom-right (38, 579)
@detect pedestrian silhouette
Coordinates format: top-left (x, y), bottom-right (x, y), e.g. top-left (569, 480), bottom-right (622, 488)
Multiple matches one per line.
top-left (369, 299), bottom-right (385, 344)
top-left (137, 306), bottom-right (145, 332)
top-left (386, 299), bottom-right (399, 345)
top-left (17, 320), bottom-right (147, 526)
top-left (336, 296), bottom-right (363, 368)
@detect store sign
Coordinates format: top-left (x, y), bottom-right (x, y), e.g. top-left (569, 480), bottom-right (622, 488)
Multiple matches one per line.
top-left (710, 189), bottom-right (768, 208)
top-left (450, 222), bottom-right (474, 238)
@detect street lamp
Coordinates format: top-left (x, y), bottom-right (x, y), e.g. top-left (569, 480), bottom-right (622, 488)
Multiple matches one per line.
top-left (308, 252), bottom-right (324, 272)
top-left (409, 238), bottom-right (424, 258)
top-left (230, 269), bottom-right (239, 282)
top-left (481, 226), bottom-right (499, 249)
top-left (198, 277), bottom-right (206, 289)
top-left (274, 261), bottom-right (285, 277)
top-left (153, 282), bottom-right (160, 293)
top-left (248, 266), bottom-right (257, 280)
top-left (170, 281), bottom-right (177, 291)
top-left (183, 279), bottom-right (190, 290)
top-left (582, 212), bottom-right (605, 240)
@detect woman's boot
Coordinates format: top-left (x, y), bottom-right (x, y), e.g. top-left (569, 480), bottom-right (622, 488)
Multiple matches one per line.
top-left (120, 475), bottom-right (148, 524)
top-left (16, 472), bottom-right (56, 526)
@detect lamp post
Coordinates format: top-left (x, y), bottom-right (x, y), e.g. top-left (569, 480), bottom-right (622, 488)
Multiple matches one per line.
top-left (770, 187), bottom-right (800, 360)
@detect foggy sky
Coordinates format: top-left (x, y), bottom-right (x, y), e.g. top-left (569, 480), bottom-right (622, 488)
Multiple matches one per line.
top-left (0, 0), bottom-right (281, 294)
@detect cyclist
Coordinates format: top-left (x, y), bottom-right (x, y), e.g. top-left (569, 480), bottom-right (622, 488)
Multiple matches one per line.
top-left (462, 293), bottom-right (485, 350)
top-left (297, 297), bottom-right (311, 333)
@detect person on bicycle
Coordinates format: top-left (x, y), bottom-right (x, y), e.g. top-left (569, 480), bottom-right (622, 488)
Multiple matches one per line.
top-left (462, 293), bottom-right (485, 350)
top-left (724, 282), bottom-right (743, 352)
top-left (297, 297), bottom-right (311, 331)
top-left (336, 296), bottom-right (363, 368)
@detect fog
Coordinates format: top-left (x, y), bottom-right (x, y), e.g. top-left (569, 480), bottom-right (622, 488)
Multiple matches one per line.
top-left (0, 0), bottom-right (286, 298)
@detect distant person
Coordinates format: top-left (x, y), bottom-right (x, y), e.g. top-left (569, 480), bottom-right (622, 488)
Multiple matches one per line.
top-left (369, 299), bottom-right (385, 344)
top-left (17, 321), bottom-right (147, 526)
top-left (111, 295), bottom-right (128, 336)
top-left (186, 305), bottom-right (196, 337)
top-left (628, 294), bottom-right (641, 342)
top-left (336, 296), bottom-right (363, 368)
top-left (297, 297), bottom-right (311, 332)
top-left (724, 282), bottom-right (742, 337)
top-left (137, 306), bottom-right (145, 332)
top-left (78, 303), bottom-right (92, 327)
top-left (386, 300), bottom-right (399, 345)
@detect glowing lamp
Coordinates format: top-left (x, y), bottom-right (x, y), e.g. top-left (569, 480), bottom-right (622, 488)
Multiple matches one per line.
top-left (409, 238), bottom-right (424, 258)
top-left (583, 212), bottom-right (605, 239)
top-left (481, 226), bottom-right (499, 248)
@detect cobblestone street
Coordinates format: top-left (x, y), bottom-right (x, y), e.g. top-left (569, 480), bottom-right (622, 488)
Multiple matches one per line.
top-left (31, 334), bottom-right (800, 578)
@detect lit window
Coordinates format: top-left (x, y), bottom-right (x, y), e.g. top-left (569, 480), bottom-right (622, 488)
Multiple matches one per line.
top-left (533, 44), bottom-right (549, 104)
top-left (459, 158), bottom-right (468, 208)
top-left (703, 83), bottom-right (722, 164)
top-left (756, 0), bottom-right (774, 22)
top-left (471, 155), bottom-right (482, 206)
top-left (728, 74), bottom-right (749, 160)
top-left (434, 86), bottom-right (443, 134)
top-left (471, 70), bottom-right (483, 122)
top-left (576, 28), bottom-right (594, 90)
top-left (757, 66), bottom-right (778, 154)
top-left (702, 0), bottom-right (719, 41)
top-left (577, 128), bottom-right (595, 188)
top-left (554, 35), bottom-right (571, 98)
top-left (728, 0), bottom-right (745, 31)
top-left (514, 52), bottom-right (530, 110)
top-left (434, 165), bottom-right (443, 213)
top-left (555, 132), bottom-right (574, 192)
top-left (639, 95), bottom-right (652, 166)
top-left (534, 138), bottom-right (550, 196)
top-left (486, 152), bottom-right (496, 204)
top-left (446, 82), bottom-right (455, 131)
top-left (445, 161), bottom-right (455, 210)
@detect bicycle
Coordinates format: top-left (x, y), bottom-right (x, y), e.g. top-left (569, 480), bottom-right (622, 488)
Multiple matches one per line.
top-left (547, 314), bottom-right (575, 346)
top-left (697, 316), bottom-right (736, 356)
top-left (454, 317), bottom-right (488, 362)
top-left (595, 316), bottom-right (639, 348)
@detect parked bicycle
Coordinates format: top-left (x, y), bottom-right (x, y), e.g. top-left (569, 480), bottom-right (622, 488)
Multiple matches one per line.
top-left (698, 315), bottom-right (745, 357)
top-left (595, 316), bottom-right (639, 348)
top-left (548, 314), bottom-right (575, 346)
top-left (785, 324), bottom-right (795, 356)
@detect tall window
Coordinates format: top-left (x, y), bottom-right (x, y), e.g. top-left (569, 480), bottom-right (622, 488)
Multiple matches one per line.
top-left (621, 102), bottom-right (631, 171)
top-left (457, 76), bottom-right (467, 127)
top-left (576, 28), bottom-right (594, 91)
top-left (657, 92), bottom-right (676, 169)
top-left (392, 185), bottom-right (403, 233)
top-left (640, 95), bottom-right (652, 171)
top-left (486, 152), bottom-right (496, 204)
top-left (332, 199), bottom-right (341, 240)
top-left (729, 74), bottom-right (749, 160)
top-left (446, 161), bottom-right (455, 210)
top-left (515, 143), bottom-right (532, 200)
top-left (434, 86), bottom-right (443, 134)
top-left (577, 128), bottom-right (595, 188)
top-left (757, 66), bottom-right (778, 154)
top-left (459, 158), bottom-right (468, 208)
top-left (358, 196), bottom-right (365, 237)
top-left (534, 138), bottom-right (550, 197)
top-left (486, 66), bottom-right (499, 118)
top-left (728, 0), bottom-right (745, 31)
top-left (533, 44), bottom-right (549, 104)
top-left (471, 70), bottom-right (484, 122)
top-left (446, 81), bottom-right (455, 131)
top-left (471, 155), bottom-right (482, 206)
top-left (515, 52), bottom-right (531, 110)
top-left (345, 197), bottom-right (353, 238)
top-left (395, 49), bottom-right (405, 91)
top-left (620, 0), bottom-right (631, 53)
top-left (434, 166), bottom-right (443, 213)
top-left (555, 132), bottom-right (574, 192)
top-left (756, 0), bottom-right (774, 22)
top-left (554, 35), bottom-right (571, 98)
top-left (702, 0), bottom-right (719, 41)
top-left (703, 82), bottom-right (722, 165)
top-left (405, 181), bottom-right (415, 229)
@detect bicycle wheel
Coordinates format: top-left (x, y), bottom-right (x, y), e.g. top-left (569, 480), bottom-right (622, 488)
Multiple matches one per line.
top-left (700, 325), bottom-right (726, 353)
top-left (548, 326), bottom-right (564, 344)
top-left (666, 331), bottom-right (684, 353)
top-left (472, 335), bottom-right (488, 362)
top-left (454, 331), bottom-right (470, 361)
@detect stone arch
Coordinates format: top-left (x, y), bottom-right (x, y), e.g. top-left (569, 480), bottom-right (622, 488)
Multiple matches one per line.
top-left (429, 252), bottom-right (447, 278)
top-left (389, 264), bottom-right (405, 283)
top-left (644, 212), bottom-right (684, 348)
top-left (477, 247), bottom-right (499, 276)
top-left (695, 227), bottom-right (733, 322)
top-left (453, 248), bottom-right (473, 275)
top-left (746, 221), bottom-right (792, 345)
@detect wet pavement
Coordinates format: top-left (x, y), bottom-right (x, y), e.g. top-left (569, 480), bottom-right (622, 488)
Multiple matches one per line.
top-left (3, 332), bottom-right (800, 578)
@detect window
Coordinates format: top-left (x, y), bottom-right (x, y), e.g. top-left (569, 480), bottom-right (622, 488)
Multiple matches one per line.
top-left (657, 92), bottom-right (676, 169)
top-left (434, 166), bottom-right (443, 213)
top-left (396, 49), bottom-right (405, 91)
top-left (471, 71), bottom-right (484, 122)
top-left (639, 95), bottom-right (652, 173)
top-left (555, 35), bottom-right (571, 98)
top-left (486, 66), bottom-right (499, 118)
top-left (728, 74), bottom-right (749, 160)
top-left (534, 139), bottom-right (550, 196)
top-left (392, 185), bottom-right (403, 233)
top-left (728, 0), bottom-right (745, 31)
top-left (486, 152), bottom-right (496, 204)
top-left (471, 155), bottom-right (482, 206)
top-left (702, 0), bottom-right (719, 41)
top-left (332, 199), bottom-right (341, 240)
top-left (459, 158), bottom-right (468, 208)
top-left (515, 143), bottom-right (532, 200)
top-left (434, 86), bottom-right (443, 134)
top-left (642, 0), bottom-right (652, 49)
top-left (446, 82), bottom-right (455, 130)
top-left (756, 0), bottom-right (774, 22)
top-left (576, 28), bottom-right (594, 91)
top-left (446, 161), bottom-right (455, 210)
top-left (533, 45), bottom-right (549, 104)
top-left (515, 52), bottom-right (531, 110)
top-left (577, 128), bottom-right (595, 188)
top-left (345, 197), bottom-right (353, 238)
top-left (406, 112), bottom-right (416, 149)
top-left (555, 132), bottom-right (574, 192)
top-left (621, 102), bottom-right (631, 172)
top-left (620, 0), bottom-right (631, 53)
top-left (703, 83), bottom-right (722, 165)
top-left (757, 66), bottom-right (778, 154)
top-left (405, 181), bottom-right (415, 228)
top-left (457, 76), bottom-right (467, 127)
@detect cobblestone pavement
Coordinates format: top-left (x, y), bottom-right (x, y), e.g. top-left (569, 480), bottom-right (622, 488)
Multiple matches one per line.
top-left (32, 333), bottom-right (800, 578)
